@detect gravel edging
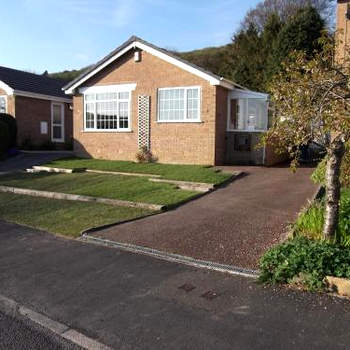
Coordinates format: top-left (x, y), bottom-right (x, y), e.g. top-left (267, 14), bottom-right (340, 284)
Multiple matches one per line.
top-left (0, 185), bottom-right (163, 211)
top-left (80, 233), bottom-right (259, 279)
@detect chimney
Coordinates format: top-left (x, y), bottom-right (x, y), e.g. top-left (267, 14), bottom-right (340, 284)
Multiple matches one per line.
top-left (336, 0), bottom-right (350, 62)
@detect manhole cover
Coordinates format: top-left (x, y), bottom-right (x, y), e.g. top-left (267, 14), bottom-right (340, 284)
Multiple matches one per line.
top-left (201, 291), bottom-right (219, 300)
top-left (178, 283), bottom-right (196, 292)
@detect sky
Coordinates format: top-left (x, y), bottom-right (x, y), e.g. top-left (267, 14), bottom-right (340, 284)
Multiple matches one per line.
top-left (0, 0), bottom-right (261, 74)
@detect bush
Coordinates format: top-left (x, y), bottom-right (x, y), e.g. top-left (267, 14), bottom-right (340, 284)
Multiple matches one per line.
top-left (135, 146), bottom-right (157, 163)
top-left (294, 189), bottom-right (350, 247)
top-left (0, 113), bottom-right (17, 147)
top-left (259, 236), bottom-right (350, 291)
top-left (0, 120), bottom-right (10, 156)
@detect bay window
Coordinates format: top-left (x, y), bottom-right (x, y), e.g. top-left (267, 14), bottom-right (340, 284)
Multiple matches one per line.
top-left (84, 90), bottom-right (131, 131)
top-left (158, 86), bottom-right (200, 122)
top-left (228, 98), bottom-right (268, 131)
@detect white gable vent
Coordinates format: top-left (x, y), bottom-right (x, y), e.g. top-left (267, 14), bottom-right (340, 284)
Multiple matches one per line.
top-left (134, 50), bottom-right (141, 62)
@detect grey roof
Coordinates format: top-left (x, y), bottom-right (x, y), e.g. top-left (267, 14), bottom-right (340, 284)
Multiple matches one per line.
top-left (63, 36), bottom-right (240, 91)
top-left (0, 66), bottom-right (69, 99)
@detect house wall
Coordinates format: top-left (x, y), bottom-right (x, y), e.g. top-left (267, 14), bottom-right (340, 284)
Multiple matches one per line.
top-left (15, 96), bottom-right (73, 148)
top-left (0, 88), bottom-right (15, 116)
top-left (225, 132), bottom-right (265, 165)
top-left (215, 86), bottom-right (228, 165)
top-left (72, 50), bottom-right (218, 165)
top-left (336, 0), bottom-right (350, 63)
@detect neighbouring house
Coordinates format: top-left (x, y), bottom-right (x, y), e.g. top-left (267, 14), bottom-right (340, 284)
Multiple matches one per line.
top-left (63, 36), bottom-right (284, 165)
top-left (0, 66), bottom-right (73, 149)
top-left (337, 0), bottom-right (350, 63)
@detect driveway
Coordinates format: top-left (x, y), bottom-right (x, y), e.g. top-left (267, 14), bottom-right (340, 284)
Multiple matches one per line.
top-left (96, 165), bottom-right (318, 269)
top-left (0, 152), bottom-right (72, 174)
top-left (1, 221), bottom-right (350, 350)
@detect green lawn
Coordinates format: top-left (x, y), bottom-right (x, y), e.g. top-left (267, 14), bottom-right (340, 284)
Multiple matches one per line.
top-left (0, 192), bottom-right (151, 237)
top-left (0, 172), bottom-right (199, 206)
top-left (42, 157), bottom-right (231, 184)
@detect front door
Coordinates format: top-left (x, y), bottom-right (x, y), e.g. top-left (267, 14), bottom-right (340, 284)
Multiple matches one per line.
top-left (51, 103), bottom-right (64, 142)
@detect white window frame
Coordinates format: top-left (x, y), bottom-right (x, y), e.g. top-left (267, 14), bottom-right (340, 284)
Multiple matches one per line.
top-left (0, 95), bottom-right (7, 113)
top-left (81, 84), bottom-right (135, 133)
top-left (227, 98), bottom-right (269, 132)
top-left (157, 86), bottom-right (201, 123)
top-left (51, 102), bottom-right (65, 143)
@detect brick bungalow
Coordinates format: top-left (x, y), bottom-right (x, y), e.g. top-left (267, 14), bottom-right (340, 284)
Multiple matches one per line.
top-left (64, 36), bottom-right (282, 165)
top-left (0, 66), bottom-right (73, 149)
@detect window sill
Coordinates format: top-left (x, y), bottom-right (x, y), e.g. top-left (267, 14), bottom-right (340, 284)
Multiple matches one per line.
top-left (82, 129), bottom-right (133, 133)
top-left (157, 120), bottom-right (203, 124)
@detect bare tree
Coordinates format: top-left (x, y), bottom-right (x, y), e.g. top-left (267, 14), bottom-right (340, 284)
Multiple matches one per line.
top-left (241, 0), bottom-right (335, 32)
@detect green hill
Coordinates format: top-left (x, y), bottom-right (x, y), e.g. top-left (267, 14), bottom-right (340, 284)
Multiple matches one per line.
top-left (49, 44), bottom-right (233, 83)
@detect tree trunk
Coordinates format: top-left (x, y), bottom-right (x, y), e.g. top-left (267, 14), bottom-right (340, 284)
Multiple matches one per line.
top-left (323, 139), bottom-right (345, 240)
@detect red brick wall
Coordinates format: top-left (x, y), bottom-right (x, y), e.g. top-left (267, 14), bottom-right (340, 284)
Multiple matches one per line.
top-left (0, 88), bottom-right (15, 116)
top-left (72, 50), bottom-right (221, 165)
top-left (15, 96), bottom-right (73, 148)
top-left (336, 0), bottom-right (350, 63)
top-left (215, 86), bottom-right (228, 165)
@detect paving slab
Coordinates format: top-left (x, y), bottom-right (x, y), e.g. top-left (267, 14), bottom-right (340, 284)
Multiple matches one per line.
top-left (95, 165), bottom-right (318, 269)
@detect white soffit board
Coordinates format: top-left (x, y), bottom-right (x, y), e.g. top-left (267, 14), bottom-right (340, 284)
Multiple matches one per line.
top-left (0, 81), bottom-right (14, 95)
top-left (230, 89), bottom-right (269, 100)
top-left (79, 83), bottom-right (137, 94)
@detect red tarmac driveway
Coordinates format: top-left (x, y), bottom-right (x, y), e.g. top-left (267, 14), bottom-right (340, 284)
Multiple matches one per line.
top-left (96, 165), bottom-right (318, 269)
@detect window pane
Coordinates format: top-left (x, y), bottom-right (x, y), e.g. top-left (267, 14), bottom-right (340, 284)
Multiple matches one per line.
top-left (0, 97), bottom-right (6, 113)
top-left (96, 101), bottom-right (118, 129)
top-left (158, 88), bottom-right (185, 121)
top-left (247, 99), bottom-right (267, 131)
top-left (53, 125), bottom-right (62, 139)
top-left (85, 103), bottom-right (95, 129)
top-left (186, 88), bottom-right (199, 120)
top-left (85, 91), bottom-right (130, 130)
top-left (53, 105), bottom-right (62, 124)
top-left (85, 94), bottom-right (95, 101)
top-left (118, 91), bottom-right (129, 100)
top-left (119, 102), bottom-right (129, 129)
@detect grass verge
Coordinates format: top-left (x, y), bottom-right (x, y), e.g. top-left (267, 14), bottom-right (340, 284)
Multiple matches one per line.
top-left (0, 172), bottom-right (200, 206)
top-left (0, 192), bottom-right (151, 238)
top-left (42, 157), bottom-right (231, 184)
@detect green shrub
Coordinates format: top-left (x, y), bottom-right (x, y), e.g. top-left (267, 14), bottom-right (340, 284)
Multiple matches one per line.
top-left (0, 120), bottom-right (10, 156)
top-left (294, 189), bottom-right (350, 247)
top-left (259, 236), bottom-right (350, 291)
top-left (0, 113), bottom-right (17, 147)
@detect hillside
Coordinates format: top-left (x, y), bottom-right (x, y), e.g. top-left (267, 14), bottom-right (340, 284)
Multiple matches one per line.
top-left (49, 44), bottom-right (233, 83)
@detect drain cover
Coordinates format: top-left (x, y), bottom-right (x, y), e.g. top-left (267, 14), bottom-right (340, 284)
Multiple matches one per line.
top-left (178, 283), bottom-right (196, 292)
top-left (201, 291), bottom-right (219, 300)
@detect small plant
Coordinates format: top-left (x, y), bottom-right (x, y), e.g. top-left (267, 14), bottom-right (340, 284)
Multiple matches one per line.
top-left (135, 146), bottom-right (157, 163)
top-left (259, 236), bottom-right (350, 291)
